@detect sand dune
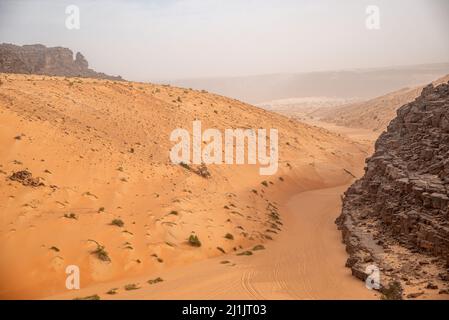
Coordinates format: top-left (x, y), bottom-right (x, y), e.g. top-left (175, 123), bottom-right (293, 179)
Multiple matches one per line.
top-left (0, 73), bottom-right (371, 299)
top-left (51, 184), bottom-right (377, 300)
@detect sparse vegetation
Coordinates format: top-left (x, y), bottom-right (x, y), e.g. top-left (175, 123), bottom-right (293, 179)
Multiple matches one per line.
top-left (224, 233), bottom-right (234, 240)
top-left (151, 253), bottom-right (164, 263)
top-left (147, 277), bottom-right (163, 285)
top-left (89, 240), bottom-right (111, 262)
top-left (261, 181), bottom-right (269, 187)
top-left (188, 234), bottom-right (202, 247)
top-left (381, 281), bottom-right (403, 300)
top-left (180, 162), bottom-right (192, 171)
top-left (237, 251), bottom-right (253, 256)
top-left (217, 247), bottom-right (225, 254)
top-left (195, 163), bottom-right (211, 178)
top-left (124, 283), bottom-right (140, 291)
top-left (111, 218), bottom-right (125, 227)
top-left (106, 288), bottom-right (118, 295)
top-left (49, 246), bottom-right (60, 252)
top-left (73, 294), bottom-right (100, 300)
top-left (169, 210), bottom-right (179, 216)
top-left (98, 207), bottom-right (105, 213)
top-left (253, 245), bottom-right (265, 251)
top-left (64, 213), bottom-right (77, 220)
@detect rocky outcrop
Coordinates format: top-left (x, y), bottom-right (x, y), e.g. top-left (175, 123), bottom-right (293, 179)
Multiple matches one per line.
top-left (0, 43), bottom-right (122, 80)
top-left (337, 81), bottom-right (449, 299)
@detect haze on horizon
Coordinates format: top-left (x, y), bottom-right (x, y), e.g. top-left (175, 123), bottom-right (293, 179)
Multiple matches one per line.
top-left (0, 0), bottom-right (448, 82)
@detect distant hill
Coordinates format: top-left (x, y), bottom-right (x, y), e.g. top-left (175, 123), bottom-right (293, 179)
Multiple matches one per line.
top-left (313, 74), bottom-right (449, 132)
top-left (0, 43), bottom-right (123, 81)
top-left (171, 63), bottom-right (449, 104)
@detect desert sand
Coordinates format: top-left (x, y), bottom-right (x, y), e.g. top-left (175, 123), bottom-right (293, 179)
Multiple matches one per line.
top-left (51, 185), bottom-right (377, 300)
top-left (1, 73), bottom-right (374, 300)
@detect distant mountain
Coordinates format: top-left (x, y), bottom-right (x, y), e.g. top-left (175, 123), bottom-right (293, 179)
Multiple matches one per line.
top-left (171, 63), bottom-right (449, 104)
top-left (0, 43), bottom-right (123, 81)
top-left (313, 74), bottom-right (449, 132)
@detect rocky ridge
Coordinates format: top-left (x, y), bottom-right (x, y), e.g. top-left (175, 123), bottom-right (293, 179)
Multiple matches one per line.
top-left (0, 43), bottom-right (122, 80)
top-left (337, 81), bottom-right (449, 299)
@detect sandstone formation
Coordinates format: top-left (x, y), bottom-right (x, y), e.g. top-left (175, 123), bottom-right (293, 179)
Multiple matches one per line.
top-left (337, 81), bottom-right (449, 299)
top-left (0, 43), bottom-right (122, 80)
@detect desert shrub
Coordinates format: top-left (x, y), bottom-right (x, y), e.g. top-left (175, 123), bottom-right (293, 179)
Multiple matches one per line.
top-left (261, 181), bottom-right (268, 187)
top-left (195, 164), bottom-right (211, 178)
top-left (180, 162), bottom-right (191, 171)
top-left (106, 288), bottom-right (118, 295)
top-left (224, 233), bottom-right (234, 240)
top-left (237, 251), bottom-right (253, 256)
top-left (91, 244), bottom-right (111, 262)
top-left (188, 234), bottom-right (201, 247)
top-left (381, 281), bottom-right (403, 300)
top-left (253, 245), bottom-right (265, 251)
top-left (111, 219), bottom-right (124, 227)
top-left (64, 213), bottom-right (77, 220)
top-left (124, 283), bottom-right (140, 291)
top-left (73, 294), bottom-right (100, 300)
top-left (147, 277), bottom-right (163, 285)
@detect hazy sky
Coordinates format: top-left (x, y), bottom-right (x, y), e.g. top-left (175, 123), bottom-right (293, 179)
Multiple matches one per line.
top-left (0, 0), bottom-right (448, 81)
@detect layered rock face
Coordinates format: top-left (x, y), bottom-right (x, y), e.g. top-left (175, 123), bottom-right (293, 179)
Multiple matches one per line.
top-left (0, 43), bottom-right (122, 80)
top-left (337, 81), bottom-right (449, 298)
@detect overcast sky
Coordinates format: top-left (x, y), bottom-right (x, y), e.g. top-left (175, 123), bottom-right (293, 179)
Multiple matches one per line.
top-left (0, 0), bottom-right (448, 81)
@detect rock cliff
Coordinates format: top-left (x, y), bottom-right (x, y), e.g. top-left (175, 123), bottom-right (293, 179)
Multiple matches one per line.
top-left (0, 43), bottom-right (122, 80)
top-left (337, 81), bottom-right (449, 299)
